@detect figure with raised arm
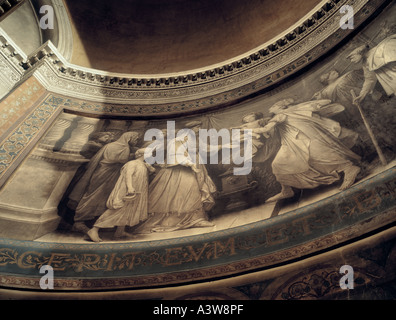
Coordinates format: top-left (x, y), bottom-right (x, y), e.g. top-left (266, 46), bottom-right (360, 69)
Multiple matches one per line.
top-left (253, 99), bottom-right (361, 202)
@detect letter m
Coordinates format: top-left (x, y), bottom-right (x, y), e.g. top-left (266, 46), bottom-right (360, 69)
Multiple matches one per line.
top-left (199, 128), bottom-right (230, 165)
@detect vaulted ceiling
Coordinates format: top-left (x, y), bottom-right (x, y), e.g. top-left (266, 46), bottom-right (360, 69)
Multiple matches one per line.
top-left (63, 0), bottom-right (321, 75)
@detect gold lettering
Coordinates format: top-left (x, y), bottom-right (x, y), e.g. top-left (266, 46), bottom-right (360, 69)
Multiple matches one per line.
top-left (354, 190), bottom-right (382, 212)
top-left (121, 252), bottom-right (142, 270)
top-left (164, 247), bottom-right (184, 266)
top-left (213, 238), bottom-right (236, 259)
top-left (105, 253), bottom-right (117, 271)
top-left (47, 253), bottom-right (70, 271)
top-left (385, 181), bottom-right (396, 195)
top-left (266, 226), bottom-right (288, 246)
top-left (17, 251), bottom-right (42, 269)
top-left (292, 216), bottom-right (312, 236)
top-left (187, 243), bottom-right (209, 262)
top-left (74, 254), bottom-right (101, 272)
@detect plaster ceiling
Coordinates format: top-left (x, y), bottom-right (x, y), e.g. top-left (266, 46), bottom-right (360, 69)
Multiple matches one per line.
top-left (62, 0), bottom-right (321, 75)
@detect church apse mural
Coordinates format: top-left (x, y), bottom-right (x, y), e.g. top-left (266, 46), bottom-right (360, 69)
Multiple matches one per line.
top-left (47, 10), bottom-right (396, 243)
top-left (0, 0), bottom-right (395, 294)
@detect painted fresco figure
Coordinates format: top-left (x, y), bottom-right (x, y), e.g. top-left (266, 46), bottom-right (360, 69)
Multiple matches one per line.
top-left (252, 99), bottom-right (362, 202)
top-left (230, 112), bottom-right (275, 163)
top-left (312, 69), bottom-right (366, 126)
top-left (79, 131), bottom-right (115, 158)
top-left (311, 69), bottom-right (384, 161)
top-left (87, 148), bottom-right (155, 242)
top-left (135, 121), bottom-right (217, 233)
top-left (347, 34), bottom-right (396, 104)
top-left (68, 131), bottom-right (141, 234)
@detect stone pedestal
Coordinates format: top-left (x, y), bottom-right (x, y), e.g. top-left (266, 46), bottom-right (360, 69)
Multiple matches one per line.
top-left (0, 157), bottom-right (81, 240)
top-left (217, 171), bottom-right (258, 212)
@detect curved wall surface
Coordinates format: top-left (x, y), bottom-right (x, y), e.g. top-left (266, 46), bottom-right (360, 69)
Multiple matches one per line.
top-left (0, 0), bottom-right (395, 300)
top-left (0, 0), bottom-right (42, 56)
top-left (64, 0), bottom-right (322, 74)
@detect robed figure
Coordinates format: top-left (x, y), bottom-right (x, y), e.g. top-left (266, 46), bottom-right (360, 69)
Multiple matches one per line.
top-left (136, 122), bottom-right (217, 233)
top-left (253, 99), bottom-right (361, 202)
top-left (87, 148), bottom-right (154, 242)
top-left (68, 131), bottom-right (140, 233)
top-left (348, 34), bottom-right (396, 104)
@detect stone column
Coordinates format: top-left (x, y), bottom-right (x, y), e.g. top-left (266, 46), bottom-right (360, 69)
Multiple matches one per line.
top-left (62, 115), bottom-right (104, 151)
top-left (40, 112), bottom-right (76, 147)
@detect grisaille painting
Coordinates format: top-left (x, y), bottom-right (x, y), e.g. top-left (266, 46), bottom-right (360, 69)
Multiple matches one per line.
top-left (0, 3), bottom-right (395, 247)
top-left (1, 0), bottom-right (396, 299)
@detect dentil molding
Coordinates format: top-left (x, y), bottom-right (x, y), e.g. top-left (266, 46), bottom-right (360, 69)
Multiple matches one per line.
top-left (0, 0), bottom-right (391, 116)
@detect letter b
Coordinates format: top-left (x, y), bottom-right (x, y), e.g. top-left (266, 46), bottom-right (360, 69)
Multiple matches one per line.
top-left (339, 265), bottom-right (354, 290)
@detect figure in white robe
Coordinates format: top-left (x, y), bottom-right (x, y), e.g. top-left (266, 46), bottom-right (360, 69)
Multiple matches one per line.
top-left (348, 34), bottom-right (396, 104)
top-left (87, 148), bottom-right (155, 242)
top-left (135, 121), bottom-right (217, 233)
top-left (230, 112), bottom-right (277, 163)
top-left (253, 99), bottom-right (361, 202)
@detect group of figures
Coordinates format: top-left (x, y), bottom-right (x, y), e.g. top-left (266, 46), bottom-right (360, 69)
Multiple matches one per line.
top-left (66, 122), bottom-right (217, 242)
top-left (62, 34), bottom-right (396, 242)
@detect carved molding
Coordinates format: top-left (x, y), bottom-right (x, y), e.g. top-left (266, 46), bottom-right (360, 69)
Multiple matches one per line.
top-left (0, 27), bottom-right (27, 97)
top-left (29, 0), bottom-right (73, 61)
top-left (31, 0), bottom-right (351, 104)
top-left (0, 0), bottom-right (391, 115)
top-left (50, 0), bottom-right (73, 61)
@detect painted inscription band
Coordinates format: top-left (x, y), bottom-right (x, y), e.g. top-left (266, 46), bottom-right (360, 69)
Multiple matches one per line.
top-left (0, 166), bottom-right (395, 290)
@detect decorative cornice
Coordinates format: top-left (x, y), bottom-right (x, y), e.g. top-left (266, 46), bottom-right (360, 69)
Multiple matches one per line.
top-left (0, 27), bottom-right (27, 76)
top-left (50, 0), bottom-right (73, 61)
top-left (29, 0), bottom-right (348, 100)
top-left (0, 0), bottom-right (391, 116)
top-left (0, 26), bottom-right (27, 99)
top-left (28, 0), bottom-right (74, 61)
